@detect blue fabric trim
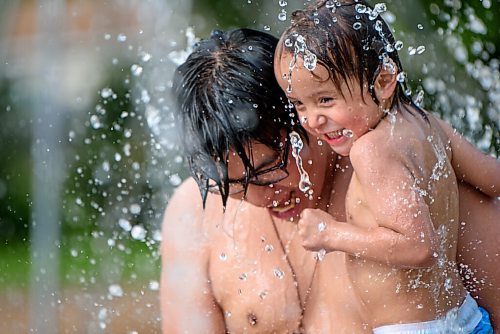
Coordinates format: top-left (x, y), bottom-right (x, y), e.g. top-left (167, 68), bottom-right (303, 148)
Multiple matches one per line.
top-left (470, 307), bottom-right (493, 334)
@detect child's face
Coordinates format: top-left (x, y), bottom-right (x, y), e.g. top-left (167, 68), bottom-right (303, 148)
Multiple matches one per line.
top-left (275, 52), bottom-right (383, 157)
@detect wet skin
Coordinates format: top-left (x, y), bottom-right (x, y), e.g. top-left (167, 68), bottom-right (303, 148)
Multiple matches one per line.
top-left (161, 136), bottom-right (499, 332)
top-left (274, 52), bottom-right (500, 329)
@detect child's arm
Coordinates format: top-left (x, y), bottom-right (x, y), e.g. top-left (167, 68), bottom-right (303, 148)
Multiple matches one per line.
top-left (436, 117), bottom-right (499, 197)
top-left (298, 141), bottom-right (438, 269)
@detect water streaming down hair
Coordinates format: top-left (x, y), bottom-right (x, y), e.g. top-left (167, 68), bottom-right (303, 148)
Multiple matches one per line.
top-left (275, 0), bottom-right (427, 120)
top-left (172, 28), bottom-right (306, 207)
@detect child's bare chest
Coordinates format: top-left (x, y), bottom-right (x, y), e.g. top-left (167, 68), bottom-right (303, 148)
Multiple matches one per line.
top-left (345, 173), bottom-right (378, 228)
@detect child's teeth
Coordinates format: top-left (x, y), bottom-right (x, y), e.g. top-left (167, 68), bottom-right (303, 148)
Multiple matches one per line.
top-left (327, 130), bottom-right (342, 138)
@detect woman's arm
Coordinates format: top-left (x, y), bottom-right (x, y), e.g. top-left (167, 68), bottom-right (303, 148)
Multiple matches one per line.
top-left (436, 117), bottom-right (500, 197)
top-left (457, 181), bottom-right (500, 331)
top-left (161, 178), bottom-right (226, 333)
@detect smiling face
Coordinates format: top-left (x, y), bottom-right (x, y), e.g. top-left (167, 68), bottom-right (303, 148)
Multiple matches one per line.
top-left (217, 134), bottom-right (335, 221)
top-left (275, 53), bottom-right (385, 157)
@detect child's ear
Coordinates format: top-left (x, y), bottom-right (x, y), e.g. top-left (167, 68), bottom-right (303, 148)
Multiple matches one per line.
top-left (374, 60), bottom-right (398, 102)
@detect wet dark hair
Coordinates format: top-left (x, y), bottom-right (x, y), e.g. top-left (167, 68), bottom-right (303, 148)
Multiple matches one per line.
top-left (276, 0), bottom-right (426, 118)
top-left (172, 28), bottom-right (305, 207)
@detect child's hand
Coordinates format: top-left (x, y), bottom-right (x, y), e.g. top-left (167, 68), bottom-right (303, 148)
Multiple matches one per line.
top-left (298, 208), bottom-right (336, 252)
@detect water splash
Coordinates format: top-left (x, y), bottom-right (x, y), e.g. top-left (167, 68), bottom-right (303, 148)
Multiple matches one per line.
top-left (289, 131), bottom-right (313, 195)
top-left (303, 50), bottom-right (317, 71)
top-left (342, 129), bottom-right (354, 138)
top-left (284, 34), bottom-right (319, 92)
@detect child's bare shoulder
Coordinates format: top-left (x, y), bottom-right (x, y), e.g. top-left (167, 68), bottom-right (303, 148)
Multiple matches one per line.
top-left (350, 130), bottom-right (403, 172)
top-left (350, 119), bottom-right (427, 177)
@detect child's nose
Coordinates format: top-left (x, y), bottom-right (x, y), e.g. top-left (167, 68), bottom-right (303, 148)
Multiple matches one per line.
top-left (306, 109), bottom-right (327, 130)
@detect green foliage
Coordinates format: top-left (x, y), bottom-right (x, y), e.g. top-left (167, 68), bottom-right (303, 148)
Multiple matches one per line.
top-left (0, 78), bottom-right (31, 242)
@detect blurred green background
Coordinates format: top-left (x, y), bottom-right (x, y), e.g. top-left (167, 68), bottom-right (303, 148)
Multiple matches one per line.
top-left (0, 0), bottom-right (498, 332)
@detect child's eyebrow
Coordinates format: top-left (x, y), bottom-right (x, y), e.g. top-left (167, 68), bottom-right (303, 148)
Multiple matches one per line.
top-left (310, 89), bottom-right (336, 97)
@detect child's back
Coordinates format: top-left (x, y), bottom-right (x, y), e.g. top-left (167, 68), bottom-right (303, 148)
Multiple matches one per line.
top-left (346, 107), bottom-right (466, 327)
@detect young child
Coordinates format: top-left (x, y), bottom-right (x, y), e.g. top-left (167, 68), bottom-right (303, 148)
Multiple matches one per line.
top-left (274, 0), bottom-right (495, 332)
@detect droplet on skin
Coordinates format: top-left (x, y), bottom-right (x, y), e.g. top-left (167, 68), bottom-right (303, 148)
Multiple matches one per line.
top-left (317, 249), bottom-right (326, 261)
top-left (274, 268), bottom-right (285, 279)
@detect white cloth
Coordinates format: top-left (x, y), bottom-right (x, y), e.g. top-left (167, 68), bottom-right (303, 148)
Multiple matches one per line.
top-left (373, 294), bottom-right (482, 334)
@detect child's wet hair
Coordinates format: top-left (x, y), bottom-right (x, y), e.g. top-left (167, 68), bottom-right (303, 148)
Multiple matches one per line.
top-left (276, 0), bottom-right (425, 117)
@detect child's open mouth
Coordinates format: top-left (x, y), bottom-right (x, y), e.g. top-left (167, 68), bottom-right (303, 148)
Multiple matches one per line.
top-left (325, 129), bottom-right (344, 139)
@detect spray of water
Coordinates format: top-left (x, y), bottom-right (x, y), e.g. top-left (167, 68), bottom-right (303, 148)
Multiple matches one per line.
top-left (289, 131), bottom-right (313, 196)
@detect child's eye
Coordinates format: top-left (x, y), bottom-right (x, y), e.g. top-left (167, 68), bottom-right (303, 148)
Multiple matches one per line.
top-left (319, 97), bottom-right (334, 104)
top-left (291, 100), bottom-right (304, 110)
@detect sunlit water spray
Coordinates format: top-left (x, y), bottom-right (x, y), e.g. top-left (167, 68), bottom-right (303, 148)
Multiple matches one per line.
top-left (289, 131), bottom-right (313, 196)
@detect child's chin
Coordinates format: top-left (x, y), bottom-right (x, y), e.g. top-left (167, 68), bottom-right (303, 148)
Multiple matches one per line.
top-left (330, 146), bottom-right (351, 157)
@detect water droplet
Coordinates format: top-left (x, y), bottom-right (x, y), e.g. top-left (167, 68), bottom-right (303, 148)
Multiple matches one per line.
top-left (130, 203), bottom-right (141, 215)
top-left (408, 46), bottom-right (417, 55)
top-left (284, 38), bottom-right (293, 48)
top-left (417, 23), bottom-right (423, 30)
top-left (396, 72), bottom-right (407, 83)
top-left (416, 45), bottom-right (426, 54)
top-left (353, 22), bottom-right (362, 30)
top-left (90, 115), bottom-right (102, 129)
top-left (290, 131), bottom-right (313, 193)
top-left (263, 25), bottom-right (271, 31)
top-left (149, 280), bottom-right (160, 291)
top-left (414, 89), bottom-right (425, 106)
top-left (278, 9), bottom-right (287, 22)
top-left (118, 218), bottom-right (132, 232)
top-left (239, 273), bottom-right (248, 281)
top-left (394, 40), bottom-right (404, 50)
top-left (374, 20), bottom-right (383, 32)
top-left (279, 0), bottom-right (287, 6)
top-left (342, 129), bottom-right (354, 137)
top-left (355, 4), bottom-right (367, 13)
top-left (274, 268), bottom-right (285, 279)
top-left (317, 248), bottom-right (326, 261)
top-left (318, 222), bottom-right (327, 232)
top-left (131, 225), bottom-right (146, 240)
top-left (108, 284), bottom-right (124, 297)
top-left (259, 290), bottom-right (268, 299)
top-left (219, 253), bottom-right (227, 261)
top-left (116, 34), bottom-right (127, 42)
top-left (140, 52), bottom-right (152, 62)
top-left (416, 304), bottom-right (424, 309)
top-left (265, 244), bottom-right (274, 252)
top-left (169, 174), bottom-right (182, 186)
top-left (100, 87), bottom-right (114, 99)
top-left (303, 51), bottom-right (317, 71)
top-left (131, 64), bottom-right (143, 76)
